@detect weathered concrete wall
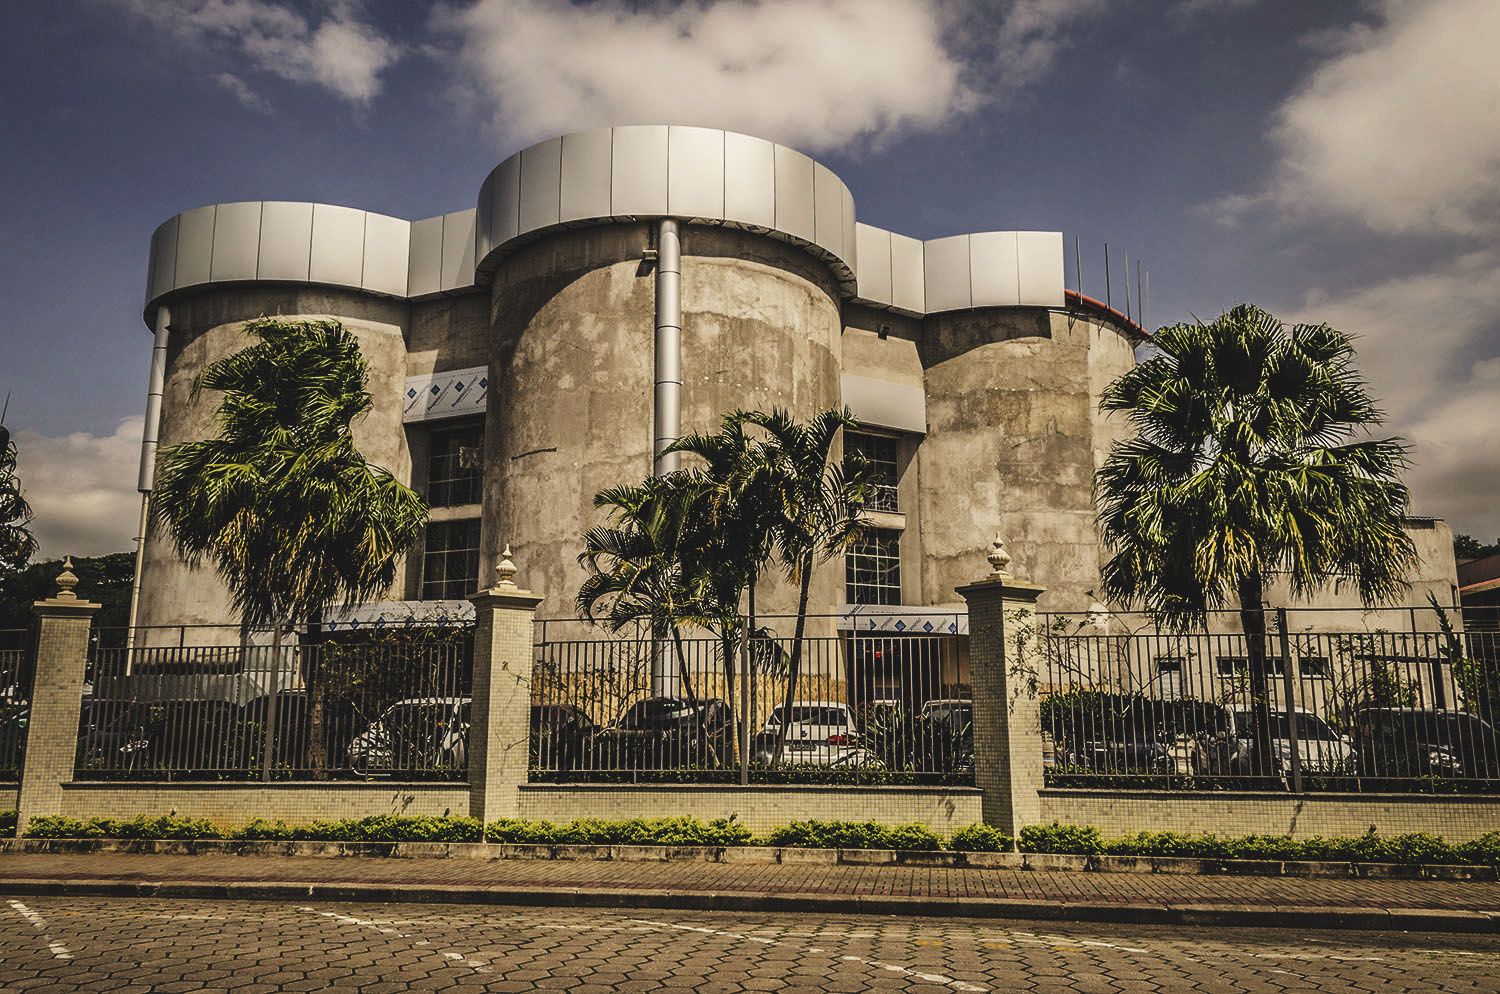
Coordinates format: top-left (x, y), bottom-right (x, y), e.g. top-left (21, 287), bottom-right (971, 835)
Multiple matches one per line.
top-left (916, 310), bottom-right (1134, 614)
top-left (136, 287), bottom-right (413, 636)
top-left (407, 292), bottom-right (490, 377)
top-left (486, 224), bottom-right (843, 620)
top-left (54, 782), bottom-right (468, 824)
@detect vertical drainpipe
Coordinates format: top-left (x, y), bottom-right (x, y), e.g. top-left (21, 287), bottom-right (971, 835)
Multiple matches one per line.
top-left (651, 219), bottom-right (682, 696)
top-left (125, 305), bottom-right (170, 656)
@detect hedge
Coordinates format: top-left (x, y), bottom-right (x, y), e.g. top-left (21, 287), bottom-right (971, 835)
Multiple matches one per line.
top-left (6, 810), bottom-right (1498, 866)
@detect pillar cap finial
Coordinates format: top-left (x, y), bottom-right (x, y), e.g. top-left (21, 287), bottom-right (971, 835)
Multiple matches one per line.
top-left (495, 544), bottom-right (518, 589)
top-left (54, 556), bottom-right (80, 601)
top-left (986, 533), bottom-right (1012, 580)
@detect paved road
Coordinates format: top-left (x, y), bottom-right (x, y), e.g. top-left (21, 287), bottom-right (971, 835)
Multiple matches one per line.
top-left (2, 897), bottom-right (1498, 993)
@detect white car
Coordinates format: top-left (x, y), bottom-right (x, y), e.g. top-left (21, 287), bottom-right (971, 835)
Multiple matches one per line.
top-left (752, 702), bottom-right (880, 767)
top-left (1229, 707), bottom-right (1353, 775)
top-left (348, 697), bottom-right (469, 774)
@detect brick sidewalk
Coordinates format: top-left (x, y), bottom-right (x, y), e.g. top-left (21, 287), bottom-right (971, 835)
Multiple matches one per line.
top-left (3, 850), bottom-right (1499, 930)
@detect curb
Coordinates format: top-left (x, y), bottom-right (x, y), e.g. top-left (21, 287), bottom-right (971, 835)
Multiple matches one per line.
top-left (1, 876), bottom-right (1495, 934)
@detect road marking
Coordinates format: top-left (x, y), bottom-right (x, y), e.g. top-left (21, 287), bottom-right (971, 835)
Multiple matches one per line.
top-left (300, 906), bottom-right (492, 975)
top-left (627, 917), bottom-right (987, 993)
top-left (7, 901), bottom-right (74, 960)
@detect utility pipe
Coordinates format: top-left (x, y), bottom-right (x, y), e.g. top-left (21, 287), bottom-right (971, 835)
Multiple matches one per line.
top-left (125, 305), bottom-right (170, 655)
top-left (653, 219), bottom-right (682, 476)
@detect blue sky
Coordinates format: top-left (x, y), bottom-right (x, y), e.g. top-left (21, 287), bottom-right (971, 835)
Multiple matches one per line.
top-left (3, 0), bottom-right (1498, 555)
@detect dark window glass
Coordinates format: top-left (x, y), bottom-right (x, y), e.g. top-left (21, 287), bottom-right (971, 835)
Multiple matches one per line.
top-left (1216, 655), bottom-right (1287, 677)
top-left (845, 433), bottom-right (900, 512)
top-left (845, 528), bottom-right (902, 605)
top-left (427, 423), bottom-right (484, 507)
top-left (421, 519), bottom-right (481, 600)
top-left (1299, 656), bottom-right (1330, 678)
top-left (1156, 656), bottom-right (1184, 673)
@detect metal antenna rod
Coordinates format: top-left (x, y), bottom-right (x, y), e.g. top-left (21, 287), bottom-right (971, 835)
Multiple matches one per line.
top-left (1136, 259), bottom-right (1144, 330)
top-left (1144, 268), bottom-right (1150, 331)
top-left (1073, 237), bottom-right (1083, 299)
top-left (1104, 243), bottom-right (1112, 310)
top-left (1124, 250), bottom-right (1132, 323)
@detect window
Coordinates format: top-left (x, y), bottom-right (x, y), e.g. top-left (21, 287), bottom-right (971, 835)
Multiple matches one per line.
top-left (426, 423), bottom-right (484, 507)
top-left (1155, 657), bottom-right (1185, 673)
top-left (1298, 656), bottom-right (1330, 678)
top-left (845, 432), bottom-right (900, 512)
top-left (845, 528), bottom-right (902, 605)
top-left (421, 519), bottom-right (481, 600)
top-left (1216, 656), bottom-right (1287, 677)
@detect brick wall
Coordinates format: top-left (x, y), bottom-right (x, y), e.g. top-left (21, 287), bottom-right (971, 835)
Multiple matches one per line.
top-left (1040, 788), bottom-right (1500, 842)
top-left (0, 785), bottom-right (16, 813)
top-left (52, 782), bottom-right (470, 826)
top-left (518, 783), bottom-right (984, 834)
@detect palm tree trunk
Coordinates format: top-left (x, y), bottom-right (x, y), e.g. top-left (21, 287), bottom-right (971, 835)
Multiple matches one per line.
top-left (1238, 573), bottom-right (1276, 780)
top-left (670, 627), bottom-right (709, 767)
top-left (771, 557), bottom-right (815, 767)
top-left (304, 615), bottom-right (329, 781)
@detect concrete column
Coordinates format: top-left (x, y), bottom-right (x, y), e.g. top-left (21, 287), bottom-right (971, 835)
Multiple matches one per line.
top-left (467, 545), bottom-right (542, 823)
top-left (16, 559), bottom-right (100, 834)
top-left (956, 536), bottom-right (1046, 834)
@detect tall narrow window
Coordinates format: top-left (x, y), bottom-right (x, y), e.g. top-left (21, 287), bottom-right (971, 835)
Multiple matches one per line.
top-left (846, 528), bottom-right (902, 605)
top-left (845, 432), bottom-right (899, 512)
top-left (426, 422), bottom-right (484, 507)
top-left (421, 519), bottom-right (481, 600)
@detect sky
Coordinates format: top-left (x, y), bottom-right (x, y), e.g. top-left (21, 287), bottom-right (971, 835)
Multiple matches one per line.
top-left (2, 0), bottom-right (1497, 558)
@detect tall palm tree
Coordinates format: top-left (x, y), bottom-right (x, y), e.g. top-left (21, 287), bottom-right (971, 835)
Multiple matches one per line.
top-left (743, 408), bottom-right (872, 766)
top-left (151, 318), bottom-right (427, 775)
top-left (0, 412), bottom-right (38, 580)
top-left (1095, 304), bottom-right (1416, 773)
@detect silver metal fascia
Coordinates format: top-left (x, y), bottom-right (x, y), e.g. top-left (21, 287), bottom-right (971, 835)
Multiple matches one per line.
top-left (653, 219), bottom-right (682, 477)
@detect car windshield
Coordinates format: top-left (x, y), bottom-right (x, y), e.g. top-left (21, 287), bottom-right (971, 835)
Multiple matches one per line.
top-left (619, 699), bottom-right (694, 729)
top-left (1234, 711), bottom-right (1338, 741)
top-left (1372, 712), bottom-right (1493, 745)
top-left (769, 706), bottom-right (848, 726)
top-left (923, 703), bottom-right (971, 724)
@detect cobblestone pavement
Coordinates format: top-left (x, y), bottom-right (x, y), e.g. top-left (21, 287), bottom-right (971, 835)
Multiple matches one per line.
top-left (3, 851), bottom-right (1499, 912)
top-left (2, 896), bottom-right (1499, 993)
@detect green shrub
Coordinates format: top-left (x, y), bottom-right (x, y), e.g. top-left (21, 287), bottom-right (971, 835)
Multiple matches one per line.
top-left (0, 810), bottom-right (16, 838)
top-left (484, 818), bottom-right (559, 845)
top-left (1456, 831), bottom-right (1500, 867)
top-left (1104, 831), bottom-right (1224, 859)
top-left (762, 819), bottom-right (943, 851)
top-left (949, 823), bottom-right (1014, 853)
top-left (232, 818), bottom-right (295, 841)
top-left (1019, 822), bottom-right (1103, 855)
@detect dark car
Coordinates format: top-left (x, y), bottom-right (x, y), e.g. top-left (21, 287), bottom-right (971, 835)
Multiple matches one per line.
top-left (0, 700), bottom-right (27, 773)
top-left (1351, 708), bottom-right (1500, 781)
top-left (592, 697), bottom-right (736, 771)
top-left (77, 698), bottom-right (252, 774)
top-left (530, 703), bottom-right (600, 772)
top-left (914, 699), bottom-right (973, 774)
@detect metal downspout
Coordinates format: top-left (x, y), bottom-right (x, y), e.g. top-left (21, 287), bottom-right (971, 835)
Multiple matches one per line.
top-left (651, 220), bottom-right (682, 697)
top-left (125, 305), bottom-right (170, 655)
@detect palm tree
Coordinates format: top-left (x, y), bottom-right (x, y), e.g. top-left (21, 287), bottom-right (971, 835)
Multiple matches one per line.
top-left (743, 408), bottom-right (872, 766)
top-left (1094, 304), bottom-right (1416, 774)
top-left (151, 318), bottom-right (427, 776)
top-left (0, 411), bottom-right (38, 580)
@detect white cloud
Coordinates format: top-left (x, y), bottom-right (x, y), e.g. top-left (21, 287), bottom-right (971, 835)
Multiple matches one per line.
top-left (214, 71), bottom-right (272, 113)
top-left (1293, 250), bottom-right (1500, 538)
top-left (12, 419), bottom-right (144, 559)
top-left (114, 0), bottom-right (400, 106)
top-left (432, 0), bottom-right (1100, 153)
top-left (1265, 0), bottom-right (1500, 236)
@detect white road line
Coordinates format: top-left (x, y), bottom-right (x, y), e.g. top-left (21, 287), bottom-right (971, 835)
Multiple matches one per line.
top-left (7, 900), bottom-right (74, 960)
top-left (627, 917), bottom-right (987, 993)
top-left (299, 906), bottom-right (492, 975)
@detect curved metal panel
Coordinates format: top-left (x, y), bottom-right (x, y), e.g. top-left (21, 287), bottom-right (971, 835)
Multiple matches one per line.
top-left (309, 204), bottom-right (365, 288)
top-left (256, 201), bottom-right (314, 282)
top-left (923, 234), bottom-right (971, 313)
top-left (611, 125), bottom-right (669, 216)
top-left (813, 163), bottom-right (843, 260)
top-left (1017, 230), bottom-right (1065, 307)
top-left (440, 209), bottom-right (476, 292)
top-left (519, 136), bottom-right (563, 233)
top-left (772, 144), bottom-right (816, 243)
top-left (475, 170), bottom-right (495, 263)
top-left (889, 232), bottom-right (925, 314)
top-left (667, 125), bottom-right (724, 219)
top-left (969, 231), bottom-right (1020, 308)
top-left (560, 129), bottom-right (612, 223)
top-left (840, 184), bottom-right (857, 275)
top-left (489, 153), bottom-right (522, 252)
top-left (173, 205), bottom-right (216, 288)
top-left (210, 201), bottom-right (261, 282)
top-left (722, 132), bottom-right (775, 228)
top-left (362, 212), bottom-right (410, 298)
top-left (407, 215), bottom-right (444, 298)
top-left (147, 215), bottom-right (179, 304)
top-left (854, 223), bottom-right (892, 306)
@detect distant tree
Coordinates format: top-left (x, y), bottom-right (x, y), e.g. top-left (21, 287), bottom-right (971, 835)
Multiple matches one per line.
top-left (0, 419), bottom-right (38, 580)
top-left (1095, 304), bottom-right (1417, 774)
top-left (1455, 533), bottom-right (1500, 561)
top-left (0, 552), bottom-right (134, 636)
top-left (150, 318), bottom-right (427, 777)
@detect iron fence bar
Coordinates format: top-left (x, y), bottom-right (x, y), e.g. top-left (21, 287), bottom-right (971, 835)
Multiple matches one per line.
top-left (1276, 607), bottom-right (1302, 793)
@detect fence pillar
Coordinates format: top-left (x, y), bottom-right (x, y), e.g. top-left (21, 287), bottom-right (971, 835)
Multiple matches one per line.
top-left (467, 546), bottom-right (542, 823)
top-left (16, 559), bottom-right (100, 834)
top-left (956, 536), bottom-right (1046, 835)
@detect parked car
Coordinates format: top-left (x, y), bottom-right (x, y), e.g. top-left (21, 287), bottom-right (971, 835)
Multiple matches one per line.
top-left (1351, 708), bottom-right (1500, 780)
top-left (0, 700), bottom-right (27, 771)
top-left (1224, 707), bottom-right (1353, 776)
top-left (592, 697), bottom-right (735, 770)
top-left (750, 702), bottom-right (873, 767)
top-left (77, 698), bottom-right (252, 773)
top-left (915, 698), bottom-right (973, 774)
top-left (530, 703), bottom-right (600, 772)
top-left (347, 697), bottom-right (469, 774)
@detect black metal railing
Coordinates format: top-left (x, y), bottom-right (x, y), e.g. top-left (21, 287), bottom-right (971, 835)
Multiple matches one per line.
top-left (76, 623), bottom-right (473, 781)
top-left (0, 627), bottom-right (34, 782)
top-left (1035, 606), bottom-right (1500, 793)
top-left (530, 616), bottom-right (971, 785)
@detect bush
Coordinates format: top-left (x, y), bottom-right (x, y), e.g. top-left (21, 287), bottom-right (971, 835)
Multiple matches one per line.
top-left (762, 819), bottom-right (943, 851)
top-left (1019, 822), bottom-right (1103, 855)
top-left (24, 815), bottom-right (222, 840)
top-left (1457, 830), bottom-right (1500, 867)
top-left (0, 810), bottom-right (15, 838)
top-left (949, 823), bottom-right (1014, 853)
